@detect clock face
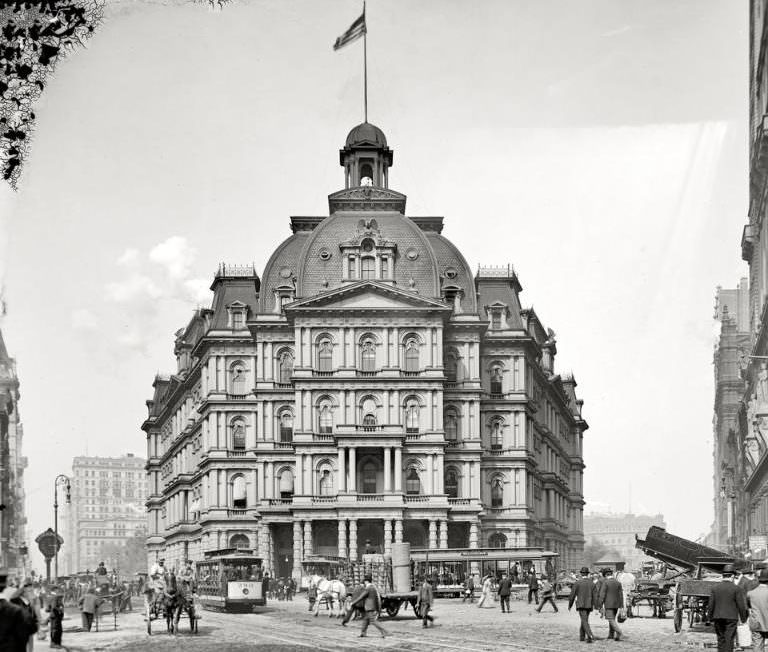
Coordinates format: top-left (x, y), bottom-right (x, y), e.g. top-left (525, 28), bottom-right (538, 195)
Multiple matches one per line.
top-left (406, 247), bottom-right (418, 260)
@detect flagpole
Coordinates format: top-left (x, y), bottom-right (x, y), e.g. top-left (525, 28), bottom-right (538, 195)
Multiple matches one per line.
top-left (363, 1), bottom-right (368, 123)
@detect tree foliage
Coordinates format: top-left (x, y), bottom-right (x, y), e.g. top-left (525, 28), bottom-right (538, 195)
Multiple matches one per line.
top-left (582, 537), bottom-right (620, 568)
top-left (0, 1), bottom-right (102, 188)
top-left (98, 531), bottom-right (147, 577)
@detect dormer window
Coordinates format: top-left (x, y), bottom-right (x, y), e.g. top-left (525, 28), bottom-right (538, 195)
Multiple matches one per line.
top-left (361, 257), bottom-right (375, 279)
top-left (227, 302), bottom-right (247, 329)
top-left (487, 304), bottom-right (507, 329)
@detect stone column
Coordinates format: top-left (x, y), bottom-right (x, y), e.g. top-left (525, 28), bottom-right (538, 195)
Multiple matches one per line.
top-left (428, 519), bottom-right (438, 549)
top-left (349, 519), bottom-right (358, 561)
top-left (439, 520), bottom-right (448, 549)
top-left (338, 447), bottom-right (346, 492)
top-left (384, 520), bottom-right (392, 555)
top-left (394, 518), bottom-right (403, 544)
top-left (348, 448), bottom-right (357, 492)
top-left (338, 519), bottom-right (347, 558)
top-left (303, 520), bottom-right (313, 558)
top-left (383, 447), bottom-right (391, 492)
top-left (293, 520), bottom-right (303, 579)
top-left (394, 448), bottom-right (402, 492)
top-left (469, 522), bottom-right (478, 548)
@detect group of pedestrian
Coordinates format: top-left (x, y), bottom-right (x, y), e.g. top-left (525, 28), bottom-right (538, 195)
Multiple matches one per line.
top-left (567, 566), bottom-right (627, 643)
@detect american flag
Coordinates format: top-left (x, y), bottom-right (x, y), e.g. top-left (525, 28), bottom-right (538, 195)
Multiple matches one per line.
top-left (333, 11), bottom-right (366, 51)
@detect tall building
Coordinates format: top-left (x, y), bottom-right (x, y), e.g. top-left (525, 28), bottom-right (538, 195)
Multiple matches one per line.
top-left (0, 329), bottom-right (28, 575)
top-left (711, 281), bottom-right (750, 551)
top-left (738, 0), bottom-right (768, 554)
top-left (583, 512), bottom-right (666, 570)
top-left (143, 122), bottom-right (588, 578)
top-left (61, 454), bottom-right (148, 574)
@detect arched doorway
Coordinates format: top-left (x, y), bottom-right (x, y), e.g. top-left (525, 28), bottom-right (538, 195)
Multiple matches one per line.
top-left (229, 533), bottom-right (250, 550)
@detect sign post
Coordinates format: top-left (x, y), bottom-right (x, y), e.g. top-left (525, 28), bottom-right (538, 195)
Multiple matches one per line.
top-left (36, 528), bottom-right (63, 582)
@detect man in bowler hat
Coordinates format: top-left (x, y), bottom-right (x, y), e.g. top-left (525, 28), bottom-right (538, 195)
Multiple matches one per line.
top-left (597, 568), bottom-right (625, 641)
top-left (568, 566), bottom-right (598, 643)
top-left (706, 564), bottom-right (748, 652)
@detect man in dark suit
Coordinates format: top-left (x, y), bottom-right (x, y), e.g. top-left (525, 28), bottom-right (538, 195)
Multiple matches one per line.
top-left (349, 574), bottom-right (389, 638)
top-left (498, 573), bottom-right (512, 613)
top-left (597, 568), bottom-right (625, 641)
top-left (417, 577), bottom-right (435, 627)
top-left (568, 566), bottom-right (598, 644)
top-left (706, 564), bottom-right (748, 652)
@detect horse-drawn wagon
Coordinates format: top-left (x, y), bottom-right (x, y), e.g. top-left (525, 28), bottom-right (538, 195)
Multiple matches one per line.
top-left (635, 526), bottom-right (737, 633)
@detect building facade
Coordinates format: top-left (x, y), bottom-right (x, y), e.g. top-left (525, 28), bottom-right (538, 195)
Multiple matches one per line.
top-left (142, 123), bottom-right (588, 578)
top-left (584, 512), bottom-right (666, 570)
top-left (711, 282), bottom-right (750, 551)
top-left (0, 330), bottom-right (28, 575)
top-left (738, 0), bottom-right (768, 555)
top-left (61, 454), bottom-right (148, 574)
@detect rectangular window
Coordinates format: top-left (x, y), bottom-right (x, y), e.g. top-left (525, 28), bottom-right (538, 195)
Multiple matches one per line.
top-left (381, 257), bottom-right (389, 278)
top-left (491, 312), bottom-right (501, 329)
top-left (348, 256), bottom-right (356, 279)
top-left (232, 312), bottom-right (244, 329)
top-left (361, 257), bottom-right (375, 279)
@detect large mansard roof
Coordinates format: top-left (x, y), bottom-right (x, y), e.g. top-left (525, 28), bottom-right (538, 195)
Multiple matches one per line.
top-left (258, 212), bottom-right (478, 314)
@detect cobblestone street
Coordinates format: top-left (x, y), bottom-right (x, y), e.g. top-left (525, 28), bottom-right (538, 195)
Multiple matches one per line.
top-left (54, 597), bottom-right (718, 652)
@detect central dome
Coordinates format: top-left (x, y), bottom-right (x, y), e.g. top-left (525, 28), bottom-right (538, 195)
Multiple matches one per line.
top-left (345, 122), bottom-right (387, 148)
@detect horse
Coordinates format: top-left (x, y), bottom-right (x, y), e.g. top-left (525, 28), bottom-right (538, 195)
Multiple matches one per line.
top-left (310, 575), bottom-right (347, 618)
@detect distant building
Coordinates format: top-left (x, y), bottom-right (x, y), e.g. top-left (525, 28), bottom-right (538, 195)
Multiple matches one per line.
top-left (0, 330), bottom-right (28, 576)
top-left (711, 281), bottom-right (749, 551)
top-left (61, 454), bottom-right (148, 574)
top-left (583, 513), bottom-right (666, 570)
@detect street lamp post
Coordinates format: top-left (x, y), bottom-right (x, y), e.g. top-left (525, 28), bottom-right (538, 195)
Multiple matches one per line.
top-left (53, 474), bottom-right (71, 583)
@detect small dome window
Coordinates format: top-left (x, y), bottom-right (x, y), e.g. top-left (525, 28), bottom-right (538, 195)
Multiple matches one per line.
top-left (361, 238), bottom-right (375, 253)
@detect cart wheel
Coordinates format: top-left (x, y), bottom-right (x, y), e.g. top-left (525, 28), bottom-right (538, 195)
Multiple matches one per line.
top-left (385, 604), bottom-right (400, 618)
top-left (673, 608), bottom-right (682, 633)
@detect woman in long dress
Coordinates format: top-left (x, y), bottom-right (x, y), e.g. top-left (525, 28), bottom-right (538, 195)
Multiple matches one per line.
top-left (477, 575), bottom-right (493, 608)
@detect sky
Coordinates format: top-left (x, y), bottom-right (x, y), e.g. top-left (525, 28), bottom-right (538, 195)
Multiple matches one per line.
top-left (0, 0), bottom-right (748, 569)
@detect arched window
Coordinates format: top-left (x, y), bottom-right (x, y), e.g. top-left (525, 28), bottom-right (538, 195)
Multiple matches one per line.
top-left (405, 467), bottom-right (421, 495)
top-left (489, 532), bottom-right (507, 548)
top-left (362, 414), bottom-right (377, 431)
top-left (360, 164), bottom-right (374, 181)
top-left (279, 411), bottom-right (294, 442)
top-left (361, 338), bottom-right (376, 372)
top-left (491, 477), bottom-right (504, 507)
top-left (405, 398), bottom-right (419, 434)
top-left (230, 362), bottom-right (247, 395)
top-left (404, 338), bottom-right (419, 373)
top-left (361, 396), bottom-right (378, 430)
top-left (362, 461), bottom-right (377, 494)
top-left (231, 419), bottom-right (246, 451)
top-left (230, 533), bottom-right (250, 549)
top-left (232, 475), bottom-right (247, 509)
top-left (319, 469), bottom-right (334, 496)
top-left (445, 410), bottom-right (459, 442)
top-left (361, 257), bottom-right (375, 279)
top-left (279, 468), bottom-right (294, 499)
top-left (319, 404), bottom-right (333, 434)
top-left (490, 418), bottom-right (504, 450)
top-left (445, 354), bottom-right (457, 383)
top-left (490, 366), bottom-right (503, 395)
top-left (445, 468), bottom-right (459, 498)
top-left (279, 351), bottom-right (294, 384)
top-left (317, 338), bottom-right (333, 372)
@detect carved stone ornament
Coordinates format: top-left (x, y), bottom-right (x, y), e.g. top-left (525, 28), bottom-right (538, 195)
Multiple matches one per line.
top-left (328, 187), bottom-right (407, 214)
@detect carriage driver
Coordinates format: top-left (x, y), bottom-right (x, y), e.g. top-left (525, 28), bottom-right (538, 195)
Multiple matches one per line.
top-left (179, 560), bottom-right (196, 593)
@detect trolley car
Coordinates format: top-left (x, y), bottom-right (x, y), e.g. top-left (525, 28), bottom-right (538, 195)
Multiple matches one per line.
top-left (195, 548), bottom-right (266, 613)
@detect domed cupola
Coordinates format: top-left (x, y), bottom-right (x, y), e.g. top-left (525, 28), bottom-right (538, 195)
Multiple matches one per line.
top-left (340, 121), bottom-right (393, 188)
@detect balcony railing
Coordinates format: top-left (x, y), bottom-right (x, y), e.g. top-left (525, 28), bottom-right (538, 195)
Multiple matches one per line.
top-left (313, 370), bottom-right (335, 377)
top-left (275, 441), bottom-right (294, 449)
top-left (275, 382), bottom-right (293, 389)
top-left (444, 382), bottom-right (457, 389)
top-left (356, 370), bottom-right (379, 377)
top-left (314, 434), bottom-right (334, 442)
top-left (448, 498), bottom-right (471, 505)
top-left (227, 393), bottom-right (248, 400)
top-left (226, 508), bottom-right (250, 518)
top-left (404, 495), bottom-right (429, 503)
top-left (445, 439), bottom-right (459, 448)
top-left (405, 433), bottom-right (422, 441)
top-left (311, 496), bottom-right (337, 504)
top-left (400, 370), bottom-right (419, 377)
top-left (357, 494), bottom-right (384, 502)
top-left (267, 498), bottom-right (292, 506)
top-left (228, 450), bottom-right (248, 457)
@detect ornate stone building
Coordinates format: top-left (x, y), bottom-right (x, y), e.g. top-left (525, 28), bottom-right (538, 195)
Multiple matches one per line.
top-left (738, 0), bottom-right (768, 554)
top-left (0, 329), bottom-right (28, 575)
top-left (142, 123), bottom-right (588, 578)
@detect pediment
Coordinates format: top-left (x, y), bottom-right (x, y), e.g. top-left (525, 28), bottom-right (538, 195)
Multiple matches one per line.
top-left (286, 281), bottom-right (450, 312)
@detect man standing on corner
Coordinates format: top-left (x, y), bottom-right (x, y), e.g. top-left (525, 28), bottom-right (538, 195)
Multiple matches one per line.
top-left (417, 577), bottom-right (435, 627)
top-left (568, 566), bottom-right (597, 644)
top-left (598, 568), bottom-right (626, 641)
top-left (349, 574), bottom-right (390, 638)
top-left (498, 573), bottom-right (512, 614)
top-left (706, 564), bottom-right (748, 652)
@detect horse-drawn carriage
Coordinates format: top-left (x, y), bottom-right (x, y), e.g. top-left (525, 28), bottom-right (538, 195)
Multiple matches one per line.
top-left (627, 579), bottom-right (674, 618)
top-left (144, 577), bottom-right (199, 635)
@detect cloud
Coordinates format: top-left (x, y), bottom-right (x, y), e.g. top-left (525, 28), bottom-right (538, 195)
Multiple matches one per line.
top-left (182, 278), bottom-right (211, 305)
top-left (117, 248), bottom-right (140, 267)
top-left (106, 274), bottom-right (162, 303)
top-left (71, 308), bottom-right (99, 331)
top-left (149, 236), bottom-right (196, 280)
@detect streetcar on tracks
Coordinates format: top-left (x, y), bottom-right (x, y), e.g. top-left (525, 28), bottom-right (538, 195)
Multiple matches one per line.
top-left (195, 548), bottom-right (267, 613)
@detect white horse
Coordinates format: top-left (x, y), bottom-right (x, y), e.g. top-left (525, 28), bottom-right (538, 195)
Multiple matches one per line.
top-left (310, 575), bottom-right (347, 618)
